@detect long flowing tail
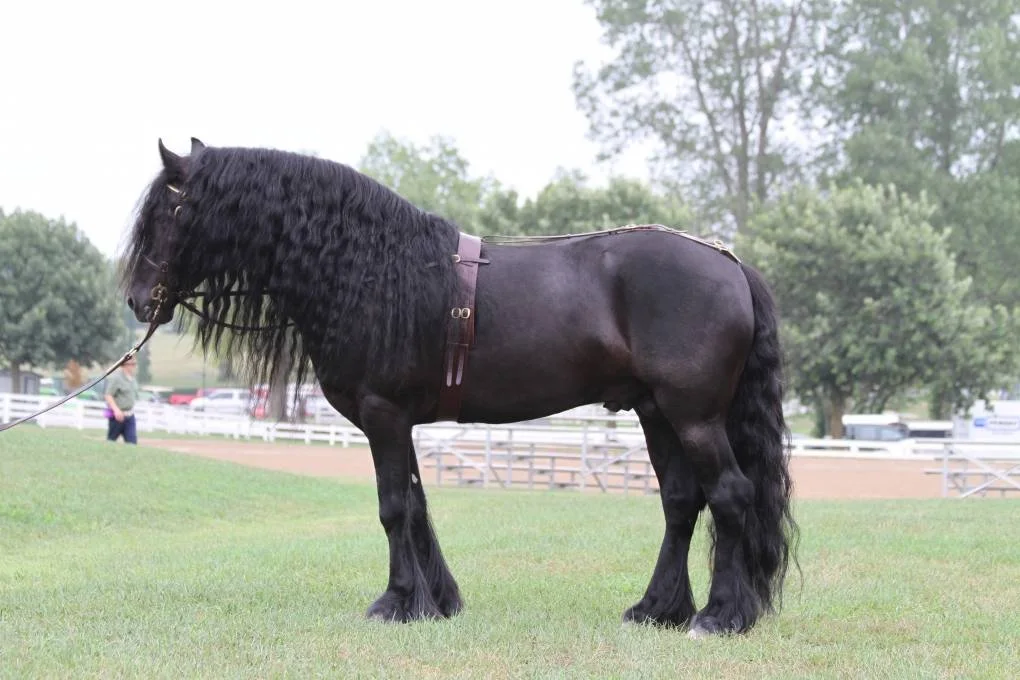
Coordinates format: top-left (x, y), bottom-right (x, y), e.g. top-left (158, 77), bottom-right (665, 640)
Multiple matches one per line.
top-left (725, 262), bottom-right (799, 614)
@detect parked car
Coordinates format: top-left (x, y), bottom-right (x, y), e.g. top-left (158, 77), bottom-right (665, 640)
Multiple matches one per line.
top-left (189, 388), bottom-right (252, 415)
top-left (137, 388), bottom-right (166, 404)
top-left (169, 389), bottom-right (200, 406)
top-left (140, 386), bottom-right (173, 404)
top-left (248, 383), bottom-right (337, 421)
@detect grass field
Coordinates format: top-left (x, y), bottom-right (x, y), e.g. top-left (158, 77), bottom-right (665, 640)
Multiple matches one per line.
top-left (1, 428), bottom-right (1018, 678)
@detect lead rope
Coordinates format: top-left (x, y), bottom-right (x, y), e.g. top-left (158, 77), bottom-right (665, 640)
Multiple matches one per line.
top-left (177, 298), bottom-right (295, 332)
top-left (0, 322), bottom-right (161, 433)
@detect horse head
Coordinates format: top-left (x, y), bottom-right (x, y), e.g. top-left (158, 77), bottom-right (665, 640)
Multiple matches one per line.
top-left (123, 137), bottom-right (206, 325)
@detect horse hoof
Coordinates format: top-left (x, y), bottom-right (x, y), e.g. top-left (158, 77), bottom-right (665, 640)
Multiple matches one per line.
top-left (687, 614), bottom-right (714, 639)
top-left (366, 590), bottom-right (454, 623)
top-left (623, 601), bottom-right (695, 629)
top-left (622, 605), bottom-right (654, 626)
top-left (687, 613), bottom-right (739, 638)
top-left (366, 594), bottom-right (410, 623)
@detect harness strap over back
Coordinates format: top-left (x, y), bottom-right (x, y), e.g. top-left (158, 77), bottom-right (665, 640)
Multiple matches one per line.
top-left (436, 233), bottom-right (486, 422)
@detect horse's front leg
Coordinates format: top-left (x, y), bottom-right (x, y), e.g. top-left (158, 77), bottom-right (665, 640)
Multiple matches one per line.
top-left (359, 394), bottom-right (462, 622)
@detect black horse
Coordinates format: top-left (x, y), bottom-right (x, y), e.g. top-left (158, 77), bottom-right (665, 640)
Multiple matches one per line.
top-left (122, 138), bottom-right (796, 636)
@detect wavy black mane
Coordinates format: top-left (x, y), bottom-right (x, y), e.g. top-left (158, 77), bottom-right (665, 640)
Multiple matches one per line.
top-left (122, 145), bottom-right (460, 391)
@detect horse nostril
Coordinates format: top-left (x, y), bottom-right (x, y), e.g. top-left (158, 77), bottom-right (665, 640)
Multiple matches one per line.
top-left (126, 295), bottom-right (136, 311)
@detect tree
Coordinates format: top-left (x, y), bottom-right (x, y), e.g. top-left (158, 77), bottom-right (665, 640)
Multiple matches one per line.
top-left (815, 0), bottom-right (1020, 178)
top-left (743, 181), bottom-right (1015, 436)
top-left (938, 142), bottom-right (1020, 309)
top-left (812, 0), bottom-right (1020, 307)
top-left (517, 170), bottom-right (691, 235)
top-left (573, 0), bottom-right (823, 235)
top-left (0, 210), bottom-right (125, 393)
top-left (357, 131), bottom-right (690, 238)
top-left (358, 131), bottom-right (505, 233)
top-left (925, 303), bottom-right (1018, 419)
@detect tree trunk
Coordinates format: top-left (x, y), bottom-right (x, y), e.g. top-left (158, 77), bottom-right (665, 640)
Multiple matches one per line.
top-left (928, 387), bottom-right (952, 420)
top-left (269, 367), bottom-right (290, 422)
top-left (64, 360), bottom-right (84, 391)
top-left (811, 393), bottom-right (827, 438)
top-left (10, 362), bottom-right (22, 394)
top-left (217, 356), bottom-right (235, 381)
top-left (268, 336), bottom-right (295, 423)
top-left (824, 389), bottom-right (847, 438)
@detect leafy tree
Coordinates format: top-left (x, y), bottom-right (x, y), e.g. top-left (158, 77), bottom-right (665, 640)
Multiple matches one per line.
top-left (812, 0), bottom-right (1020, 307)
top-left (743, 181), bottom-right (1015, 436)
top-left (573, 0), bottom-right (823, 235)
top-left (815, 0), bottom-right (1020, 177)
top-left (925, 303), bottom-right (1018, 419)
top-left (477, 187), bottom-right (525, 236)
top-left (938, 142), bottom-right (1020, 309)
top-left (357, 131), bottom-right (691, 238)
top-left (518, 170), bottom-right (691, 235)
top-left (358, 131), bottom-right (504, 233)
top-left (0, 210), bottom-right (125, 392)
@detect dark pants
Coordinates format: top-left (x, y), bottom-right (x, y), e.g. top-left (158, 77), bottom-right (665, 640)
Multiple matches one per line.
top-left (107, 415), bottom-right (137, 444)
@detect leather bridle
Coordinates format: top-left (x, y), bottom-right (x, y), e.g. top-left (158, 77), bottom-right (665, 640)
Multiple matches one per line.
top-left (140, 254), bottom-right (177, 324)
top-left (139, 185), bottom-right (294, 333)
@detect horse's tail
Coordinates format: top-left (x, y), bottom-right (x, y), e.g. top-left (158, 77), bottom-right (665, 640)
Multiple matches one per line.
top-left (725, 262), bottom-right (799, 615)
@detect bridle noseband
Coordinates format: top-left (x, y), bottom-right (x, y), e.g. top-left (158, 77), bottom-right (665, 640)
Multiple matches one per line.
top-left (133, 183), bottom-right (190, 323)
top-left (141, 254), bottom-right (175, 323)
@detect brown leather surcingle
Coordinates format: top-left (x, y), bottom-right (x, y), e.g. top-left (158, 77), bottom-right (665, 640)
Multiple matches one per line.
top-left (436, 233), bottom-right (488, 422)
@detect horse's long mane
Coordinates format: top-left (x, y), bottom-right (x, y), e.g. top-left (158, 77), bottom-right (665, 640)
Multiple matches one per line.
top-left (122, 145), bottom-right (461, 392)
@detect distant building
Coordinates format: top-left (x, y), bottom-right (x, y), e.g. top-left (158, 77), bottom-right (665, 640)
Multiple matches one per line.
top-left (955, 400), bottom-right (1020, 441)
top-left (842, 413), bottom-right (954, 441)
top-left (0, 370), bottom-right (44, 394)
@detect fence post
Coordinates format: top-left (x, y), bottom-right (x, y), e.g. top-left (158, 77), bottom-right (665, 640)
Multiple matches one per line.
top-left (942, 442), bottom-right (950, 498)
top-left (580, 421), bottom-right (589, 492)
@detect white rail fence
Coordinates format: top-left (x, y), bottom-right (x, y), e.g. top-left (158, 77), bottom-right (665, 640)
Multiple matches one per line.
top-left (2, 393), bottom-right (1018, 497)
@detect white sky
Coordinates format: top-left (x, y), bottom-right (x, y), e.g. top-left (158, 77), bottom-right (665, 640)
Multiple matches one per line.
top-left (1, 0), bottom-right (650, 258)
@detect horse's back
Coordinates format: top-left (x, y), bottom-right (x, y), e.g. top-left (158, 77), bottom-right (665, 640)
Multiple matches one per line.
top-left (478, 229), bottom-right (752, 339)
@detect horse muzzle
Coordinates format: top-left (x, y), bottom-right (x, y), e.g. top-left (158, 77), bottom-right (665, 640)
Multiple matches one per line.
top-left (127, 283), bottom-right (176, 324)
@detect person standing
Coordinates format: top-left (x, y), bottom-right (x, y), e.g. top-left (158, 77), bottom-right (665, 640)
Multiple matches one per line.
top-left (104, 357), bottom-right (139, 444)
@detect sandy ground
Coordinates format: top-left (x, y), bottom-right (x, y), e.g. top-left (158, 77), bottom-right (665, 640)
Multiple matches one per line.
top-left (141, 437), bottom-right (945, 499)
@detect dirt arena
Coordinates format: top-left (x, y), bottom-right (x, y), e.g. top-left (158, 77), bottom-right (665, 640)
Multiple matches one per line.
top-left (142, 437), bottom-right (946, 499)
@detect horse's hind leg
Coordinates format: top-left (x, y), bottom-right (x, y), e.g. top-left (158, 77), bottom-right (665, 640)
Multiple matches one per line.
top-left (359, 394), bottom-right (462, 622)
top-left (623, 404), bottom-right (706, 627)
top-left (656, 392), bottom-right (761, 636)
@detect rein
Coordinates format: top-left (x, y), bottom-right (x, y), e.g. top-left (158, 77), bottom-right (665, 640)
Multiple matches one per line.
top-left (177, 297), bottom-right (295, 332)
top-left (144, 182), bottom-right (294, 334)
top-left (143, 253), bottom-right (292, 334)
top-left (0, 322), bottom-right (160, 433)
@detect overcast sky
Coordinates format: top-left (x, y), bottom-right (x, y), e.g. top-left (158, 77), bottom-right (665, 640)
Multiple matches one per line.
top-left (1, 0), bottom-right (651, 257)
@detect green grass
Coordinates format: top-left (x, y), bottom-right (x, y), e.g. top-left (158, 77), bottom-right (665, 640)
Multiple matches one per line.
top-left (1, 428), bottom-right (1018, 678)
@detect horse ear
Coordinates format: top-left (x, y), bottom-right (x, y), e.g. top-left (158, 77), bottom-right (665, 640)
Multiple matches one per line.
top-left (190, 137), bottom-right (206, 156)
top-left (158, 138), bottom-right (186, 181)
